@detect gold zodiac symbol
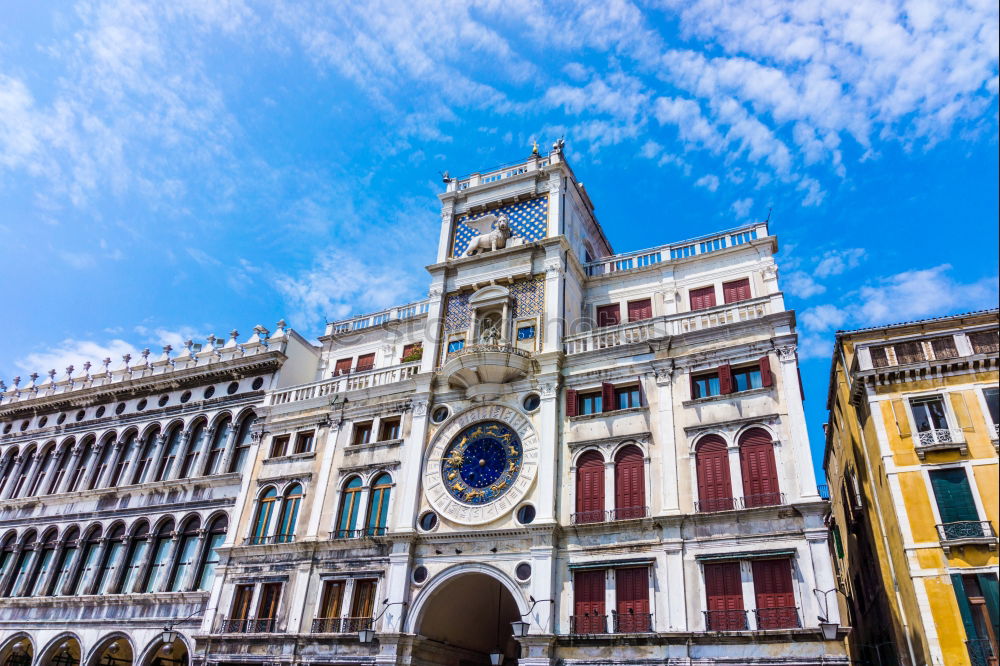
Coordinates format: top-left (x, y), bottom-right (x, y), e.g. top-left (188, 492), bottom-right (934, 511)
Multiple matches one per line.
top-left (465, 489), bottom-right (486, 501)
top-left (451, 481), bottom-right (466, 493)
top-left (490, 479), bottom-right (507, 493)
top-left (447, 471), bottom-right (457, 481)
top-left (508, 446), bottom-right (518, 456)
top-left (445, 450), bottom-right (464, 467)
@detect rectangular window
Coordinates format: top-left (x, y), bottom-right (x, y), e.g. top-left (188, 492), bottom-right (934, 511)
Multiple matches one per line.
top-left (689, 286), bottom-right (716, 311)
top-left (970, 330), bottom-right (1000, 355)
top-left (352, 422), bottom-right (372, 446)
top-left (732, 365), bottom-right (763, 392)
top-left (723, 278), bottom-right (751, 304)
top-left (692, 373), bottom-right (721, 399)
top-left (351, 579), bottom-right (378, 619)
top-left (983, 387), bottom-right (999, 428)
top-left (615, 386), bottom-right (642, 410)
top-left (401, 343), bottom-right (422, 362)
top-left (318, 580), bottom-right (344, 620)
top-left (447, 339), bottom-right (465, 353)
top-left (615, 567), bottom-right (651, 632)
top-left (954, 574), bottom-right (1000, 662)
top-left (517, 325), bottom-right (536, 340)
top-left (270, 435), bottom-right (290, 458)
top-left (573, 570), bottom-right (607, 634)
top-left (379, 418), bottom-right (401, 441)
top-left (931, 336), bottom-right (959, 359)
top-left (578, 392), bottom-right (603, 415)
top-left (910, 396), bottom-right (950, 434)
top-left (333, 358), bottom-right (352, 376)
top-left (930, 468), bottom-right (980, 525)
top-left (596, 304), bottom-right (621, 327)
top-left (356, 353), bottom-right (375, 372)
top-left (704, 562), bottom-right (745, 631)
top-left (293, 431), bottom-right (314, 454)
top-left (627, 299), bottom-right (653, 322)
top-left (869, 345), bottom-right (890, 368)
top-left (894, 341), bottom-right (925, 365)
top-left (230, 584), bottom-right (255, 620)
top-left (257, 582), bottom-right (282, 620)
top-left (752, 559), bottom-right (799, 629)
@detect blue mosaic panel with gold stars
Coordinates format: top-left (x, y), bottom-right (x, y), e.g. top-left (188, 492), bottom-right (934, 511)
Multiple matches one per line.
top-left (452, 196), bottom-right (549, 257)
top-left (443, 292), bottom-right (471, 333)
top-left (511, 276), bottom-right (545, 318)
top-left (441, 421), bottom-right (523, 505)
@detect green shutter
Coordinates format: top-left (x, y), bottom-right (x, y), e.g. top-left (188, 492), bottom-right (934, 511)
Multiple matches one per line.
top-left (930, 468), bottom-right (979, 524)
top-left (978, 574), bottom-right (1000, 644)
top-left (951, 574), bottom-right (979, 641)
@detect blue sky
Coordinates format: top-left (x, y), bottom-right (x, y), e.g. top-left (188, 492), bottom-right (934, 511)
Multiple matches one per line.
top-left (1, 1), bottom-right (998, 480)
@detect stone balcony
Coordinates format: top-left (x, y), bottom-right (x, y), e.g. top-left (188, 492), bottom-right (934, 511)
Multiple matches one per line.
top-left (439, 344), bottom-right (533, 398)
top-left (268, 362), bottom-right (421, 408)
top-left (914, 428), bottom-right (967, 458)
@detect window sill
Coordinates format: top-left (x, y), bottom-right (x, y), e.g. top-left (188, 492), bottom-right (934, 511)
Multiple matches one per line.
top-left (682, 386), bottom-right (772, 407)
top-left (569, 406), bottom-right (647, 422)
top-left (345, 438), bottom-right (403, 453)
top-left (263, 451), bottom-right (316, 464)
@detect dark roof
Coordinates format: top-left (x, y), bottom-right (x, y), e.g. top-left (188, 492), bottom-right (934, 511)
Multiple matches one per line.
top-left (834, 308), bottom-right (999, 337)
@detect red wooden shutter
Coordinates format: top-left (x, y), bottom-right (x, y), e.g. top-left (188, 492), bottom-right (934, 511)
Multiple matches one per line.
top-left (574, 569), bottom-right (606, 632)
top-left (752, 559), bottom-right (796, 629)
top-left (566, 389), bottom-right (578, 418)
top-left (739, 428), bottom-right (779, 507)
top-left (615, 567), bottom-right (650, 632)
top-left (356, 353), bottom-right (375, 372)
top-left (689, 286), bottom-right (716, 311)
top-left (704, 562), bottom-right (744, 630)
top-left (723, 278), bottom-right (751, 304)
top-left (627, 299), bottom-right (653, 322)
top-left (695, 436), bottom-right (733, 512)
top-left (333, 358), bottom-right (352, 376)
top-left (759, 355), bottom-right (773, 387)
top-left (718, 364), bottom-right (734, 394)
top-left (597, 304), bottom-right (621, 327)
top-left (614, 446), bottom-right (645, 518)
top-left (601, 382), bottom-right (615, 412)
top-left (576, 452), bottom-right (605, 522)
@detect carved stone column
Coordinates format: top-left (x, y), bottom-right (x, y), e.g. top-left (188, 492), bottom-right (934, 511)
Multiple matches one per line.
top-left (56, 447), bottom-right (83, 494)
top-left (21, 451), bottom-right (45, 498)
top-left (179, 528), bottom-right (209, 592)
top-left (165, 432), bottom-right (192, 481)
top-left (81, 443), bottom-right (106, 491)
top-left (215, 424), bottom-right (242, 477)
top-left (0, 455), bottom-right (25, 499)
top-left (0, 455), bottom-right (13, 498)
top-left (653, 368), bottom-right (679, 515)
top-left (97, 439), bottom-right (126, 489)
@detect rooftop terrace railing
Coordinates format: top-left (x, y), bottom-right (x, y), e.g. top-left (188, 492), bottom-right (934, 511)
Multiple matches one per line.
top-left (269, 362), bottom-right (420, 407)
top-left (328, 300), bottom-right (430, 335)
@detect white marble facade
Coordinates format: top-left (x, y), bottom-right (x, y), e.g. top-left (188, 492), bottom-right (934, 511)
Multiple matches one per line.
top-left (1, 146), bottom-right (846, 666)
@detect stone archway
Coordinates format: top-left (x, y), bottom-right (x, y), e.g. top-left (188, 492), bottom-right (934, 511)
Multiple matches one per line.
top-left (0, 635), bottom-right (33, 666)
top-left (413, 569), bottom-right (523, 666)
top-left (138, 636), bottom-right (189, 666)
top-left (87, 637), bottom-right (133, 666)
top-left (37, 635), bottom-right (81, 666)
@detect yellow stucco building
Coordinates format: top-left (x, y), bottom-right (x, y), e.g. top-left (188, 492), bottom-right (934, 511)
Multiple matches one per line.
top-left (824, 310), bottom-right (999, 666)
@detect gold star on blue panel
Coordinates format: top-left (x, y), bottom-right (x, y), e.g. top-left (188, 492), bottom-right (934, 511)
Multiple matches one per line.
top-left (453, 196), bottom-right (549, 256)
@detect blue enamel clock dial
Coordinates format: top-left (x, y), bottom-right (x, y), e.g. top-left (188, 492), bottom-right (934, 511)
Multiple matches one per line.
top-left (441, 421), bottom-right (523, 505)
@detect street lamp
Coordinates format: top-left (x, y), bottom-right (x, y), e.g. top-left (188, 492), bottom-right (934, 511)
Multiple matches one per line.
top-left (510, 596), bottom-right (553, 638)
top-left (819, 621), bottom-right (839, 641)
top-left (160, 605), bottom-right (211, 648)
top-left (488, 649), bottom-right (503, 666)
top-left (357, 600), bottom-right (408, 644)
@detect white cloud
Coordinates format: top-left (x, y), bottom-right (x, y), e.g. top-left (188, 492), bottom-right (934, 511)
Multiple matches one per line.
top-left (854, 264), bottom-right (998, 325)
top-left (814, 248), bottom-right (866, 278)
top-left (694, 174), bottom-right (719, 191)
top-left (800, 304), bottom-right (848, 331)
top-left (785, 271), bottom-right (827, 298)
top-left (14, 338), bottom-right (141, 377)
top-left (731, 197), bottom-right (753, 217)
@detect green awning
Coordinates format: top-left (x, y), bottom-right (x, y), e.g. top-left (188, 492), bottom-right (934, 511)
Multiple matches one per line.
top-left (695, 549), bottom-right (795, 562)
top-left (569, 558), bottom-right (655, 571)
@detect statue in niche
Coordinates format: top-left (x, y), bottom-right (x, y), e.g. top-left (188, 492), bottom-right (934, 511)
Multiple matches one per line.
top-left (478, 313), bottom-right (503, 346)
top-left (463, 213), bottom-right (511, 257)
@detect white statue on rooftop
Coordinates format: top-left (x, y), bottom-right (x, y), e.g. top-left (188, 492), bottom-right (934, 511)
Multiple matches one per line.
top-left (463, 213), bottom-right (511, 257)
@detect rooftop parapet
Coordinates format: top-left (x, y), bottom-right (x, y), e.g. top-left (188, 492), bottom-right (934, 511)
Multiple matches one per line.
top-left (0, 321), bottom-right (290, 407)
top-left (322, 299), bottom-right (431, 338)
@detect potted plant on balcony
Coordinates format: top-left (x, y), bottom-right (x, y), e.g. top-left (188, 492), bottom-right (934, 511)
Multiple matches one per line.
top-left (401, 347), bottom-right (423, 363)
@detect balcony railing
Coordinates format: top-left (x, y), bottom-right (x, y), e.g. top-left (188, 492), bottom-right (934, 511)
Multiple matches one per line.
top-left (695, 493), bottom-right (786, 513)
top-left (270, 362), bottom-right (420, 406)
top-left (243, 534), bottom-right (295, 546)
top-left (571, 510), bottom-right (608, 525)
top-left (571, 507), bottom-right (649, 524)
top-left (612, 611), bottom-right (653, 633)
top-left (569, 614), bottom-right (607, 634)
top-left (937, 520), bottom-right (997, 547)
top-left (328, 299), bottom-right (430, 334)
top-left (446, 343), bottom-right (532, 360)
top-left (328, 526), bottom-right (387, 540)
top-left (218, 617), bottom-right (278, 633)
top-left (754, 606), bottom-right (801, 630)
top-left (311, 617), bottom-right (373, 633)
top-left (817, 484), bottom-right (830, 500)
top-left (563, 294), bottom-right (778, 355)
top-left (966, 638), bottom-right (998, 666)
top-left (610, 506), bottom-right (649, 520)
top-left (704, 609), bottom-right (748, 631)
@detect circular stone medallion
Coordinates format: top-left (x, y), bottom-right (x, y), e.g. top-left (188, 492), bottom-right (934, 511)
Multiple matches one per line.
top-left (425, 404), bottom-right (539, 525)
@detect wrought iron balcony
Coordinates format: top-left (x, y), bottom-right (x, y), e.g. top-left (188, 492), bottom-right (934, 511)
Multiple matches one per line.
top-left (695, 497), bottom-right (737, 513)
top-left (915, 428), bottom-right (967, 458)
top-left (703, 609), bottom-right (748, 631)
top-left (328, 526), bottom-right (387, 540)
top-left (571, 509), bottom-right (609, 525)
top-left (343, 616), bottom-right (374, 633)
top-left (966, 638), bottom-right (998, 666)
top-left (936, 520), bottom-right (997, 552)
top-left (243, 534), bottom-right (294, 546)
top-left (569, 613), bottom-right (607, 634)
top-left (695, 493), bottom-right (786, 513)
top-left (754, 606), bottom-right (801, 630)
top-left (743, 492), bottom-right (785, 508)
top-left (218, 617), bottom-right (278, 633)
top-left (611, 610), bottom-right (653, 633)
top-left (311, 616), bottom-right (372, 633)
top-left (610, 506), bottom-right (649, 520)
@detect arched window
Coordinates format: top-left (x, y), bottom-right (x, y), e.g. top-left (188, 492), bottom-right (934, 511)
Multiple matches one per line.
top-left (614, 445), bottom-right (646, 519)
top-left (108, 433), bottom-right (137, 487)
top-left (25, 530), bottom-right (57, 597)
top-left (47, 526), bottom-right (79, 596)
top-left (251, 487), bottom-right (278, 545)
top-left (88, 435), bottom-right (117, 490)
top-left (204, 417), bottom-right (231, 476)
top-left (168, 517), bottom-right (201, 591)
top-left (695, 435), bottom-right (733, 512)
top-left (366, 474), bottom-right (392, 536)
top-left (47, 442), bottom-right (73, 494)
top-left (9, 445), bottom-right (36, 498)
top-left (739, 428), bottom-right (781, 508)
top-left (26, 445), bottom-right (55, 497)
top-left (117, 522), bottom-right (149, 594)
top-left (66, 526), bottom-right (102, 595)
top-left (178, 421), bottom-right (207, 478)
top-left (4, 530), bottom-right (37, 597)
top-left (575, 451), bottom-right (605, 524)
top-left (0, 532), bottom-right (15, 583)
top-left (0, 448), bottom-right (16, 495)
top-left (195, 515), bottom-right (228, 591)
top-left (335, 477), bottom-right (364, 538)
top-left (277, 484), bottom-right (303, 543)
top-left (154, 426), bottom-right (183, 481)
top-left (227, 414), bottom-right (255, 474)
top-left (92, 524), bottom-right (126, 594)
top-left (132, 428), bottom-right (159, 485)
top-left (141, 520), bottom-right (174, 593)
top-left (67, 438), bottom-right (96, 492)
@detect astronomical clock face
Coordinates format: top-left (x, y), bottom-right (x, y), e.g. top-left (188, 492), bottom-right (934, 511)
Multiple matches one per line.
top-left (425, 405), bottom-right (539, 525)
top-left (442, 421), bottom-right (523, 505)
